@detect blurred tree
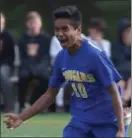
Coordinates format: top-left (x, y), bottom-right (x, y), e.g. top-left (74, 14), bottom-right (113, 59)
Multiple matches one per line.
top-left (0, 0), bottom-right (130, 41)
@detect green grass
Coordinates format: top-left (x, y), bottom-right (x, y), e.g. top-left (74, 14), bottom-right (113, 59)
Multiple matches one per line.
top-left (1, 113), bottom-right (71, 137)
top-left (1, 113), bottom-right (132, 137)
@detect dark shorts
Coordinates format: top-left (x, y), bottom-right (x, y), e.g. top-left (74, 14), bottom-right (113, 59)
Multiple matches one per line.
top-left (63, 117), bottom-right (120, 138)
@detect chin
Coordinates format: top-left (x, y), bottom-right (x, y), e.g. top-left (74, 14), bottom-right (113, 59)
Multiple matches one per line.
top-left (61, 44), bottom-right (69, 49)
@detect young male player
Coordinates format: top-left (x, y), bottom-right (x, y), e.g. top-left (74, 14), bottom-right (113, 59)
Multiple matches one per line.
top-left (4, 6), bottom-right (124, 137)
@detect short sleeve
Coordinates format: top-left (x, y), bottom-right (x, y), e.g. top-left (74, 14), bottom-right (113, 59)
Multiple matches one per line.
top-left (117, 84), bottom-right (123, 96)
top-left (48, 52), bottom-right (65, 88)
top-left (93, 51), bottom-right (122, 87)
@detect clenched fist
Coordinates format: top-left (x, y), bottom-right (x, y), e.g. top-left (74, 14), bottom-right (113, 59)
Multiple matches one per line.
top-left (4, 113), bottom-right (23, 129)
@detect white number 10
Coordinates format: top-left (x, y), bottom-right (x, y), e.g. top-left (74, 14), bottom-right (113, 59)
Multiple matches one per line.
top-left (71, 83), bottom-right (88, 98)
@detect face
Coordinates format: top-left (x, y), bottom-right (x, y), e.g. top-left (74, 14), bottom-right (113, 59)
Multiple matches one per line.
top-left (88, 28), bottom-right (97, 37)
top-left (88, 28), bottom-right (103, 39)
top-left (26, 17), bottom-right (42, 33)
top-left (54, 19), bottom-right (81, 48)
top-left (0, 14), bottom-right (5, 32)
top-left (122, 27), bottom-right (131, 46)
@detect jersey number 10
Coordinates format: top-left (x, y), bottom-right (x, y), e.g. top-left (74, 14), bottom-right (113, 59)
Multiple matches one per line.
top-left (71, 83), bottom-right (88, 98)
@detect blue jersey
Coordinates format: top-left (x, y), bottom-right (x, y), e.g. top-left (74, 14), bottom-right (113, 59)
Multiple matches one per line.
top-left (49, 39), bottom-right (122, 124)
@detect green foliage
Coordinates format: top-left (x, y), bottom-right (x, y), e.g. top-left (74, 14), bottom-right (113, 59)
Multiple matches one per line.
top-left (1, 0), bottom-right (130, 40)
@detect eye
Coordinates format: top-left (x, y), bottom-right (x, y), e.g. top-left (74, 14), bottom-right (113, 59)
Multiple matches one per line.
top-left (55, 27), bottom-right (59, 32)
top-left (62, 26), bottom-right (69, 32)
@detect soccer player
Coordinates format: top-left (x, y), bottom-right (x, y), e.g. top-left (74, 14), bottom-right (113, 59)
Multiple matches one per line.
top-left (4, 6), bottom-right (124, 137)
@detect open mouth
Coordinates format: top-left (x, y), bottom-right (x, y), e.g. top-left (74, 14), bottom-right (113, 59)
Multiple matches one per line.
top-left (59, 39), bottom-right (67, 45)
top-left (59, 39), bottom-right (67, 44)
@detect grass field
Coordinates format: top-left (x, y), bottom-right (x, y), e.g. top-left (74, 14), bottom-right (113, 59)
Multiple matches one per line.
top-left (1, 113), bottom-right (71, 137)
top-left (1, 113), bottom-right (132, 137)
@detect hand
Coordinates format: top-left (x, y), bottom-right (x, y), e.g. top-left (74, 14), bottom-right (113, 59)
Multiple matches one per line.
top-left (124, 107), bottom-right (131, 116)
top-left (123, 108), bottom-right (128, 116)
top-left (116, 130), bottom-right (124, 138)
top-left (3, 113), bottom-right (23, 129)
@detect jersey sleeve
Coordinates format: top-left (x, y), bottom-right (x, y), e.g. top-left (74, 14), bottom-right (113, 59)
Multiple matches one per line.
top-left (93, 51), bottom-right (122, 88)
top-left (48, 52), bottom-right (65, 88)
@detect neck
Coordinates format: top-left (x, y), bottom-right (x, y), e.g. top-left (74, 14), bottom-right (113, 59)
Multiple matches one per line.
top-left (27, 29), bottom-right (41, 36)
top-left (68, 37), bottom-right (82, 55)
top-left (91, 34), bottom-right (103, 42)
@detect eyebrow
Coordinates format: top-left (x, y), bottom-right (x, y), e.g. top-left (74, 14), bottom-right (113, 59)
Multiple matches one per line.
top-left (55, 24), bottom-right (69, 28)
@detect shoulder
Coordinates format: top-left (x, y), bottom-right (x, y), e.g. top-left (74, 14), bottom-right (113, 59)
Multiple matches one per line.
top-left (56, 49), bottom-right (65, 58)
top-left (53, 49), bottom-right (65, 67)
top-left (19, 32), bottom-right (29, 40)
top-left (84, 38), bottom-right (107, 63)
top-left (17, 33), bottom-right (28, 44)
top-left (84, 38), bottom-right (103, 55)
top-left (102, 39), bottom-right (111, 46)
top-left (81, 33), bottom-right (87, 39)
top-left (55, 49), bottom-right (67, 63)
top-left (111, 40), bottom-right (119, 47)
top-left (2, 30), bottom-right (14, 40)
top-left (41, 31), bottom-right (52, 40)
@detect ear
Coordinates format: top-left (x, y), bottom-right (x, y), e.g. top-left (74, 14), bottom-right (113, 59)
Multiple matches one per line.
top-left (77, 25), bottom-right (82, 35)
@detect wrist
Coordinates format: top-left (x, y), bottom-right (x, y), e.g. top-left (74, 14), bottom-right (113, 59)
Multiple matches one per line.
top-left (118, 124), bottom-right (124, 132)
top-left (19, 114), bottom-right (26, 122)
top-left (118, 121), bottom-right (124, 132)
top-left (118, 128), bottom-right (124, 132)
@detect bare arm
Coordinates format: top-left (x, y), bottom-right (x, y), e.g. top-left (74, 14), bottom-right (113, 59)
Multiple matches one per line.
top-left (122, 78), bottom-right (131, 106)
top-left (19, 88), bottom-right (58, 121)
top-left (107, 83), bottom-right (124, 131)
